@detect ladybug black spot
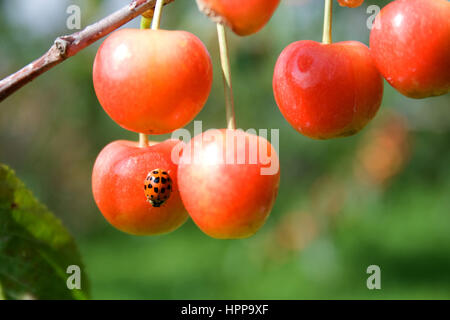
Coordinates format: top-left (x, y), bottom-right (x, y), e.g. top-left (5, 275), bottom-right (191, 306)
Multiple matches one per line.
top-left (161, 177), bottom-right (167, 183)
top-left (144, 185), bottom-right (147, 190)
top-left (154, 177), bottom-right (160, 183)
top-left (151, 195), bottom-right (154, 198)
top-left (162, 171), bottom-right (168, 175)
top-left (161, 188), bottom-right (165, 194)
top-left (167, 184), bottom-right (171, 190)
top-left (154, 187), bottom-right (158, 193)
top-left (148, 184), bottom-right (152, 189)
top-left (153, 170), bottom-right (159, 174)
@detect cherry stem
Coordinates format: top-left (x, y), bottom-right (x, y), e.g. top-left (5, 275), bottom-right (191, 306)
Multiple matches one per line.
top-left (140, 16), bottom-right (151, 29)
top-left (217, 23), bottom-right (236, 130)
top-left (322, 0), bottom-right (333, 44)
top-left (151, 0), bottom-right (165, 30)
top-left (139, 133), bottom-right (149, 148)
top-left (138, 0), bottom-right (165, 147)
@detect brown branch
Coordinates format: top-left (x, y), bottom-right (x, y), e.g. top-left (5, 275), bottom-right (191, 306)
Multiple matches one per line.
top-left (0, 0), bottom-right (174, 103)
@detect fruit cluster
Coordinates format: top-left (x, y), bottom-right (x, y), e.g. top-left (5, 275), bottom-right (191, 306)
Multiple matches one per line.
top-left (91, 0), bottom-right (449, 239)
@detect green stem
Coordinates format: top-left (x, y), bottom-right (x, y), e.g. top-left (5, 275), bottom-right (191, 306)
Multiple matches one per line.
top-left (140, 16), bottom-right (152, 29)
top-left (138, 0), bottom-right (165, 147)
top-left (217, 23), bottom-right (236, 130)
top-left (322, 0), bottom-right (333, 44)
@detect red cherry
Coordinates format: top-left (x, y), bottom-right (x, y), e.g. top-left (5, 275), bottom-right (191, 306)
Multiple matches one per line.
top-left (178, 129), bottom-right (280, 239)
top-left (93, 29), bottom-right (213, 134)
top-left (338, 0), bottom-right (364, 8)
top-left (92, 139), bottom-right (188, 235)
top-left (197, 0), bottom-right (280, 36)
top-left (370, 0), bottom-right (450, 99)
top-left (273, 40), bottom-right (383, 139)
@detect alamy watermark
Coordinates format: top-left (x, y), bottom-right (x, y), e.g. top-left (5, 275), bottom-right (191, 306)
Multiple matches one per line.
top-left (366, 265), bottom-right (381, 290)
top-left (170, 121), bottom-right (280, 176)
top-left (366, 5), bottom-right (382, 30)
top-left (66, 265), bottom-right (81, 290)
top-left (65, 3), bottom-right (383, 31)
top-left (66, 5), bottom-right (81, 30)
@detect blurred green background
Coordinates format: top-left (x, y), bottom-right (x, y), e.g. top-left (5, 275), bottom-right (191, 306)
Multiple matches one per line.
top-left (1, 0), bottom-right (449, 299)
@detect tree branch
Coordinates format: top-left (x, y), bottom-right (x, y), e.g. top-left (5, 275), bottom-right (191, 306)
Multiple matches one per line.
top-left (0, 0), bottom-right (174, 103)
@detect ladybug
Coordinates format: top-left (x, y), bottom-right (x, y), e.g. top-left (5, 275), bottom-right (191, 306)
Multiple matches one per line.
top-left (144, 169), bottom-right (172, 207)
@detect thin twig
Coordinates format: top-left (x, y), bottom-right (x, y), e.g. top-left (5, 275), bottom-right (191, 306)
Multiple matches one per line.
top-left (0, 0), bottom-right (174, 103)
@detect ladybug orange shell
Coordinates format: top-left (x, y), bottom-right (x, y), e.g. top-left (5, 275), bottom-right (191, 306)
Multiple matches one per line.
top-left (144, 169), bottom-right (172, 207)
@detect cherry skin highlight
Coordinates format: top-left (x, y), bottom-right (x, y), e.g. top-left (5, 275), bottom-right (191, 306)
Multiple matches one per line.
top-left (370, 0), bottom-right (450, 99)
top-left (338, 0), bottom-right (364, 8)
top-left (197, 0), bottom-right (280, 36)
top-left (92, 139), bottom-right (188, 235)
top-left (178, 129), bottom-right (280, 239)
top-left (93, 29), bottom-right (213, 134)
top-left (273, 40), bottom-right (383, 140)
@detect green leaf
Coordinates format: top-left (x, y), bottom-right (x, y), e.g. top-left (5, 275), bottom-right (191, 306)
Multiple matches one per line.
top-left (0, 164), bottom-right (89, 300)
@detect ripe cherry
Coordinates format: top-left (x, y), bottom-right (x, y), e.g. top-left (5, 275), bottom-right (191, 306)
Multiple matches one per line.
top-left (370, 0), bottom-right (450, 99)
top-left (196, 0), bottom-right (280, 36)
top-left (273, 40), bottom-right (383, 139)
top-left (337, 0), bottom-right (364, 8)
top-left (93, 29), bottom-right (213, 134)
top-left (178, 129), bottom-right (280, 239)
top-left (92, 139), bottom-right (188, 235)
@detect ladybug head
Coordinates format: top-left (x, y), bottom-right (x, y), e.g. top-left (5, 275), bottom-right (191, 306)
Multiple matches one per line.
top-left (148, 199), bottom-right (164, 207)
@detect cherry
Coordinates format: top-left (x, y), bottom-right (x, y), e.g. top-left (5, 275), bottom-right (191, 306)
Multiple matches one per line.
top-left (196, 0), bottom-right (280, 36)
top-left (93, 29), bottom-right (213, 134)
top-left (337, 0), bottom-right (364, 8)
top-left (92, 139), bottom-right (188, 235)
top-left (273, 40), bottom-right (383, 139)
top-left (177, 129), bottom-right (280, 239)
top-left (370, 0), bottom-right (450, 99)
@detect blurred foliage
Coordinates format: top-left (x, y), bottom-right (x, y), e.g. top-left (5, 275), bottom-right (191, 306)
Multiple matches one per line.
top-left (0, 164), bottom-right (89, 299)
top-left (0, 0), bottom-right (449, 299)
